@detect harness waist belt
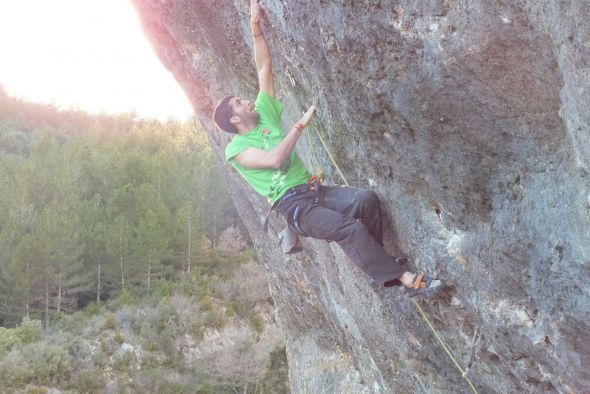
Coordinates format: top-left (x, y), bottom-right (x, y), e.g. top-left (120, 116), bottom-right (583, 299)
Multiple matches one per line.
top-left (263, 177), bottom-right (323, 233)
top-left (263, 183), bottom-right (311, 233)
top-left (279, 184), bottom-right (311, 201)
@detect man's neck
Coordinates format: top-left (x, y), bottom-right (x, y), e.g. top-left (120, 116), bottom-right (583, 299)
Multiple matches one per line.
top-left (237, 121), bottom-right (258, 135)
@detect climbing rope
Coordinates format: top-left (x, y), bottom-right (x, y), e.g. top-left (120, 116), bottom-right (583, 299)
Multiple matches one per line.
top-left (307, 122), bottom-right (347, 184)
top-left (412, 299), bottom-right (478, 393)
top-left (305, 117), bottom-right (479, 394)
top-left (304, 125), bottom-right (324, 179)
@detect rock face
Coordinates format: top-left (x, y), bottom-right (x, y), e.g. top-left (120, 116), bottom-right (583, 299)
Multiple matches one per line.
top-left (132, 1), bottom-right (589, 392)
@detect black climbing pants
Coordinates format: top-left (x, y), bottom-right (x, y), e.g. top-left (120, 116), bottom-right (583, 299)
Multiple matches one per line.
top-left (277, 185), bottom-right (406, 285)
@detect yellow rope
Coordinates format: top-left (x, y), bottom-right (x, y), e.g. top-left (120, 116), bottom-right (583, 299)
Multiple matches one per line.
top-left (307, 122), bottom-right (347, 185)
top-left (412, 299), bottom-right (478, 393)
top-left (305, 125), bottom-right (324, 178)
top-left (307, 120), bottom-right (478, 394)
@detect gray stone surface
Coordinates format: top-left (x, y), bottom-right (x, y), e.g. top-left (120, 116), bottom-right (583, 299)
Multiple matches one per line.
top-left (132, 1), bottom-right (589, 392)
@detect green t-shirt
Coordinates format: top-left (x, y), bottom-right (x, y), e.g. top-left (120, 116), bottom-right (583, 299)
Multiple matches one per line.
top-left (225, 92), bottom-right (311, 204)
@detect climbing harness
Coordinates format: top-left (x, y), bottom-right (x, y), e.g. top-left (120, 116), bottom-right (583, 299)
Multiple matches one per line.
top-left (308, 175), bottom-right (324, 204)
top-left (305, 116), bottom-right (479, 394)
top-left (261, 103), bottom-right (327, 253)
top-left (278, 176), bottom-right (324, 239)
top-left (263, 177), bottom-right (322, 254)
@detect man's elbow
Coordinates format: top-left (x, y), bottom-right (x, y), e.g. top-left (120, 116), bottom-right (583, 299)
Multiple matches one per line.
top-left (269, 158), bottom-right (283, 169)
top-left (257, 61), bottom-right (272, 76)
top-left (267, 153), bottom-right (284, 169)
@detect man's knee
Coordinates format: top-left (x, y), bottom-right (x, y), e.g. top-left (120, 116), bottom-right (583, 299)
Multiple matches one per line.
top-left (327, 219), bottom-right (368, 242)
top-left (345, 219), bottom-right (370, 238)
top-left (357, 189), bottom-right (380, 210)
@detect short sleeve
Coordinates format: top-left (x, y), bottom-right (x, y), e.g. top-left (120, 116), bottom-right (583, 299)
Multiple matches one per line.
top-left (255, 91), bottom-right (284, 127)
top-left (225, 137), bottom-right (252, 161)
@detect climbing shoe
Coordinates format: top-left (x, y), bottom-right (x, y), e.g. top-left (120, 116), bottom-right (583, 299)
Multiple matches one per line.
top-left (405, 273), bottom-right (446, 297)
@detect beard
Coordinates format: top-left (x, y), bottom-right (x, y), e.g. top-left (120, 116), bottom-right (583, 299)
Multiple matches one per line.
top-left (250, 111), bottom-right (260, 125)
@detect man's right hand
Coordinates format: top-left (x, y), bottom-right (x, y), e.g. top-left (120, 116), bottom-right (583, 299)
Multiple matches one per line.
top-left (250, 0), bottom-right (265, 24)
top-left (294, 105), bottom-right (316, 129)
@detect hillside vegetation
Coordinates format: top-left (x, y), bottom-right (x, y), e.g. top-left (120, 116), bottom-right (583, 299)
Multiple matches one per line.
top-left (0, 267), bottom-right (288, 393)
top-left (0, 88), bottom-right (288, 393)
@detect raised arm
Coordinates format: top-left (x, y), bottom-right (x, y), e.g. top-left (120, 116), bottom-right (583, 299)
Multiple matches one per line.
top-left (250, 0), bottom-right (275, 97)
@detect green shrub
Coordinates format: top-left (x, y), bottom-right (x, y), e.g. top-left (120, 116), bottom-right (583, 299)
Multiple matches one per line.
top-left (236, 249), bottom-right (255, 263)
top-left (71, 368), bottom-right (106, 393)
top-left (158, 326), bottom-right (178, 358)
top-left (0, 319), bottom-right (42, 358)
top-left (0, 327), bottom-right (21, 357)
top-left (83, 302), bottom-right (102, 317)
top-left (196, 326), bottom-right (206, 340)
top-left (114, 330), bottom-right (125, 344)
top-left (24, 385), bottom-right (48, 394)
top-left (132, 368), bottom-right (199, 394)
top-left (230, 297), bottom-right (254, 319)
top-left (62, 335), bottom-right (92, 364)
top-left (142, 328), bottom-right (161, 352)
top-left (15, 319), bottom-right (42, 344)
top-left (0, 342), bottom-right (72, 389)
top-left (194, 274), bottom-right (221, 299)
top-left (154, 279), bottom-right (176, 297)
top-left (98, 332), bottom-right (121, 356)
top-left (141, 351), bottom-right (160, 368)
top-left (201, 307), bottom-right (226, 329)
top-left (258, 345), bottom-right (289, 394)
top-left (53, 310), bottom-right (87, 332)
top-left (225, 305), bottom-right (235, 317)
top-left (112, 348), bottom-right (137, 374)
top-left (137, 307), bottom-right (178, 358)
top-left (249, 315), bottom-right (265, 334)
top-left (199, 296), bottom-right (214, 311)
top-left (154, 270), bottom-right (213, 299)
top-left (103, 314), bottom-right (117, 330)
top-left (118, 288), bottom-right (135, 306)
top-left (91, 347), bottom-right (109, 368)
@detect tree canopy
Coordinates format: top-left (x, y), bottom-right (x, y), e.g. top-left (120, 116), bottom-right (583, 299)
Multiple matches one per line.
top-left (0, 93), bottom-right (240, 327)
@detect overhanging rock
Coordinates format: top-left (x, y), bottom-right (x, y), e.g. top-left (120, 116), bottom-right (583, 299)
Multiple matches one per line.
top-left (132, 1), bottom-right (589, 392)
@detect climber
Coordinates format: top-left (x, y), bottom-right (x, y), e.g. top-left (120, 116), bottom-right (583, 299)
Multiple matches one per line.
top-left (212, 0), bottom-right (445, 296)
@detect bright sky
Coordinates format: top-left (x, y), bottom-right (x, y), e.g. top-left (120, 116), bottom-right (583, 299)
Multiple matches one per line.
top-left (0, 0), bottom-right (193, 120)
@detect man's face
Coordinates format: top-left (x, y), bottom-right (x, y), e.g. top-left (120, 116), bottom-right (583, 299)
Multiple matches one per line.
top-left (230, 96), bottom-right (259, 125)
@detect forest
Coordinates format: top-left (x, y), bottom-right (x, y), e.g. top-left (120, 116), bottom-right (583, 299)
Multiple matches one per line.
top-left (0, 85), bottom-right (240, 327)
top-left (0, 87), bottom-right (287, 393)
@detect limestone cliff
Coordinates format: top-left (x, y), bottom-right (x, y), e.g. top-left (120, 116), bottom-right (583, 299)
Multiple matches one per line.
top-left (131, 1), bottom-right (589, 392)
